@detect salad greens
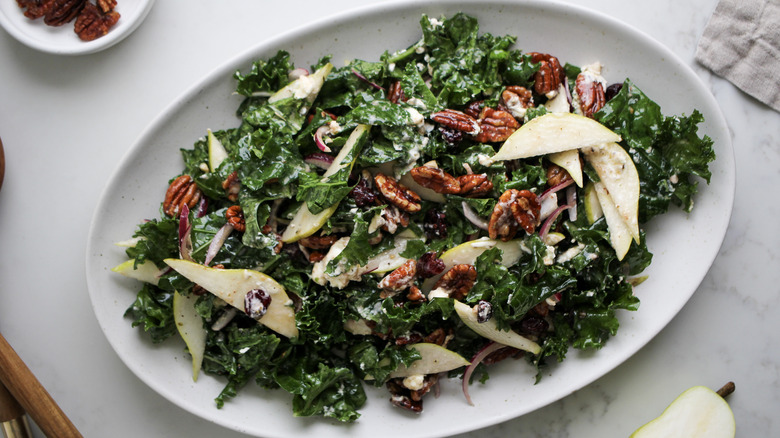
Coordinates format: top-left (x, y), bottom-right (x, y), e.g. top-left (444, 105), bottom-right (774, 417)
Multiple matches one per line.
top-left (117, 13), bottom-right (714, 422)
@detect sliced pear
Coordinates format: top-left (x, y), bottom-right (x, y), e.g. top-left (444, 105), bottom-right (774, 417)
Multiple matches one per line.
top-left (268, 63), bottom-right (333, 104)
top-left (630, 386), bottom-right (735, 438)
top-left (548, 149), bottom-right (583, 187)
top-left (389, 343), bottom-right (470, 378)
top-left (363, 231), bottom-right (418, 274)
top-left (111, 259), bottom-right (164, 285)
top-left (344, 318), bottom-right (374, 335)
top-left (164, 259), bottom-right (298, 338)
top-left (581, 142), bottom-right (640, 242)
top-left (173, 290), bottom-right (207, 381)
top-left (492, 112), bottom-right (621, 161)
top-left (421, 238), bottom-right (524, 293)
top-left (281, 124), bottom-right (370, 243)
top-left (453, 300), bottom-right (541, 354)
top-left (593, 181), bottom-right (632, 260)
top-left (583, 181), bottom-right (604, 224)
top-left (207, 129), bottom-right (228, 172)
top-left (542, 84), bottom-right (570, 113)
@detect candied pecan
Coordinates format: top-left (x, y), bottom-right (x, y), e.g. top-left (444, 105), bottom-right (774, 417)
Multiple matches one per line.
top-left (225, 205), bottom-right (245, 232)
top-left (374, 173), bottom-right (421, 213)
top-left (423, 327), bottom-right (449, 346)
top-left (387, 80), bottom-right (407, 104)
top-left (546, 163), bottom-right (573, 187)
top-left (394, 332), bottom-right (424, 346)
top-left (410, 374), bottom-right (439, 402)
top-left (44, 0), bottom-right (85, 26)
top-left (473, 107), bottom-right (520, 143)
top-left (221, 171), bottom-right (240, 202)
top-left (482, 346), bottom-right (519, 365)
top-left (575, 72), bottom-right (606, 118)
top-left (464, 100), bottom-right (485, 119)
top-left (416, 252), bottom-right (445, 279)
top-left (510, 191), bottom-right (541, 234)
top-left (406, 285), bottom-right (426, 302)
top-left (379, 204), bottom-right (409, 234)
top-left (488, 189), bottom-right (521, 241)
top-left (501, 86), bottom-right (534, 119)
top-left (308, 251), bottom-right (324, 263)
top-left (457, 174), bottom-right (493, 198)
top-left (433, 264), bottom-right (477, 300)
top-left (387, 381), bottom-right (423, 413)
top-left (409, 166), bottom-right (461, 195)
top-left (528, 52), bottom-right (564, 96)
top-left (96, 0), bottom-right (115, 13)
top-left (16, 0), bottom-right (54, 19)
top-left (423, 208), bottom-right (447, 240)
top-left (379, 259), bottom-right (417, 294)
top-left (299, 234), bottom-right (339, 249)
top-left (163, 175), bottom-right (202, 217)
top-left (430, 109), bottom-right (480, 135)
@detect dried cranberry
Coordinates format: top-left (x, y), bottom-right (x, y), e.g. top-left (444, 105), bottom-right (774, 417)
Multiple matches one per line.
top-left (424, 208), bottom-right (447, 240)
top-left (476, 300), bottom-right (493, 323)
top-left (439, 126), bottom-right (464, 145)
top-left (349, 177), bottom-right (377, 207)
top-left (244, 289), bottom-right (271, 319)
top-left (605, 83), bottom-right (623, 101)
top-left (417, 252), bottom-right (445, 278)
top-left (520, 316), bottom-right (549, 335)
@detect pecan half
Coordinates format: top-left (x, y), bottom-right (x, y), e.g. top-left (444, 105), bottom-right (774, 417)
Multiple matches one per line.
top-left (16, 0), bottom-right (55, 19)
top-left (379, 259), bottom-right (417, 294)
top-left (409, 166), bottom-right (461, 194)
top-left (44, 0), bottom-right (85, 26)
top-left (433, 264), bottom-right (477, 300)
top-left (374, 173), bottom-right (421, 213)
top-left (528, 52), bottom-right (564, 97)
top-left (221, 171), bottom-right (240, 202)
top-left (225, 205), bottom-right (245, 232)
top-left (387, 80), bottom-right (407, 104)
top-left (387, 381), bottom-right (423, 413)
top-left (464, 100), bottom-right (484, 119)
top-left (163, 175), bottom-right (202, 217)
top-left (299, 234), bottom-right (339, 249)
top-left (488, 189), bottom-right (540, 240)
top-left (74, 2), bottom-right (119, 41)
top-left (546, 163), bottom-right (573, 187)
top-left (510, 190), bottom-right (541, 234)
top-left (379, 204), bottom-right (410, 234)
top-left (457, 174), bottom-right (493, 198)
top-left (501, 86), bottom-right (534, 119)
top-left (430, 109), bottom-right (480, 136)
top-left (474, 107), bottom-right (520, 143)
top-left (575, 72), bottom-right (606, 118)
top-left (96, 0), bottom-right (115, 13)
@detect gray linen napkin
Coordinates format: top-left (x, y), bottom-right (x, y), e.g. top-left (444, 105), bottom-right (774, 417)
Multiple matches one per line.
top-left (695, 0), bottom-right (780, 112)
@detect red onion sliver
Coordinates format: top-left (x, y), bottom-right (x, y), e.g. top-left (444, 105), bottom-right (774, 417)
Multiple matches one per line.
top-left (304, 152), bottom-right (335, 170)
top-left (539, 203), bottom-right (573, 242)
top-left (539, 178), bottom-right (574, 201)
top-left (462, 342), bottom-right (505, 406)
top-left (314, 125), bottom-right (332, 153)
top-left (566, 186), bottom-right (578, 222)
top-left (195, 196), bottom-right (208, 218)
top-left (204, 223), bottom-right (234, 266)
top-left (178, 204), bottom-right (195, 262)
top-left (461, 201), bottom-right (489, 231)
top-left (351, 68), bottom-right (384, 91)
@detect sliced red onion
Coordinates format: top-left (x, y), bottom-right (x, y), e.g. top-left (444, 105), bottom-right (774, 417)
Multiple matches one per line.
top-left (539, 178), bottom-right (574, 201)
top-left (539, 203), bottom-right (573, 242)
top-left (195, 196), bottom-right (208, 218)
top-left (461, 201), bottom-right (489, 231)
top-left (563, 77), bottom-right (574, 112)
top-left (288, 67), bottom-right (309, 81)
top-left (178, 204), bottom-right (194, 262)
top-left (351, 68), bottom-right (384, 91)
top-left (304, 152), bottom-right (334, 170)
top-left (462, 342), bottom-right (505, 406)
top-left (566, 186), bottom-right (578, 222)
top-left (313, 125), bottom-right (332, 153)
top-left (204, 223), bottom-right (234, 266)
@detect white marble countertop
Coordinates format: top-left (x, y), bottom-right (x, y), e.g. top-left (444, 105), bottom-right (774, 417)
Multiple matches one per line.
top-left (1, 0), bottom-right (778, 437)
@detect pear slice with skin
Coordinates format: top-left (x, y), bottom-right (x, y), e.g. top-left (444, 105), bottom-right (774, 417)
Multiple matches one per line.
top-left (173, 290), bottom-right (207, 381)
top-left (281, 124), bottom-right (369, 243)
top-left (593, 181), bottom-right (633, 260)
top-left (549, 149), bottom-right (584, 187)
top-left (389, 343), bottom-right (470, 378)
top-left (492, 112), bottom-right (621, 161)
top-left (630, 385), bottom-right (735, 438)
top-left (453, 300), bottom-right (541, 355)
top-left (581, 142), bottom-right (640, 243)
top-left (583, 181), bottom-right (604, 224)
top-left (112, 259), bottom-right (164, 285)
top-left (268, 63), bottom-right (333, 104)
top-left (164, 259), bottom-right (298, 338)
top-left (207, 129), bottom-right (228, 172)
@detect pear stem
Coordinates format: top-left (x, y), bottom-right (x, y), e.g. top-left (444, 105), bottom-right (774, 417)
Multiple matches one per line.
top-left (716, 381), bottom-right (735, 398)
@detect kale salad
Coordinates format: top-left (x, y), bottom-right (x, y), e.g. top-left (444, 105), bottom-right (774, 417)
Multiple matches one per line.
top-left (114, 13), bottom-right (715, 422)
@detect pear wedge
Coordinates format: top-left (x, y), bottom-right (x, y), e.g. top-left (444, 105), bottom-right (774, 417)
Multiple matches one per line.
top-left (389, 343), bottom-right (470, 378)
top-left (453, 300), bottom-right (541, 354)
top-left (207, 129), bottom-right (228, 172)
top-left (173, 290), bottom-right (207, 381)
top-left (549, 149), bottom-right (584, 187)
top-left (593, 181), bottom-right (633, 260)
top-left (164, 259), bottom-right (298, 338)
top-left (111, 259), bottom-right (164, 285)
top-left (492, 112), bottom-right (621, 161)
top-left (268, 63), bottom-right (333, 104)
top-left (630, 386), bottom-right (735, 438)
top-left (581, 142), bottom-right (640, 242)
top-left (281, 124), bottom-right (370, 243)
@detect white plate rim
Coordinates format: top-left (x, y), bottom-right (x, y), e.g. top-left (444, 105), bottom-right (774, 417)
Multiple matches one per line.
top-left (0, 0), bottom-right (156, 55)
top-left (85, 1), bottom-right (735, 437)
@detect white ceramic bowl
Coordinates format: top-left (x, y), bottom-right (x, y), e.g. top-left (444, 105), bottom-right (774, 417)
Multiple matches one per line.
top-left (0, 0), bottom-right (155, 55)
top-left (86, 1), bottom-right (735, 437)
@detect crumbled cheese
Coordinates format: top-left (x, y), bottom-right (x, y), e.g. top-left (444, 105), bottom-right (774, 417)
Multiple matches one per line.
top-left (403, 374), bottom-right (425, 391)
top-left (542, 245), bottom-right (556, 266)
top-left (556, 243), bottom-right (585, 263)
top-left (428, 287), bottom-right (450, 300)
top-left (477, 154), bottom-right (495, 167)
